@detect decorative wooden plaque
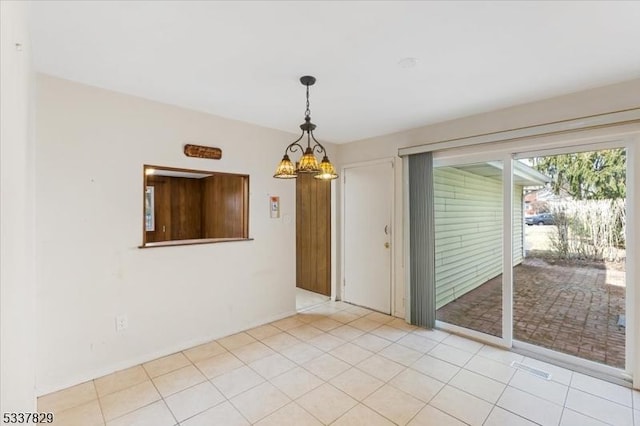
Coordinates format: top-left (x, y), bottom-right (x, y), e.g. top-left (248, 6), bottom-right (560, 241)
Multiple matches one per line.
top-left (184, 144), bottom-right (222, 160)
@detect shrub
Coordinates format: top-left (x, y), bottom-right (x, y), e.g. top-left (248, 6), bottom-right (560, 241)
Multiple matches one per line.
top-left (548, 199), bottom-right (625, 261)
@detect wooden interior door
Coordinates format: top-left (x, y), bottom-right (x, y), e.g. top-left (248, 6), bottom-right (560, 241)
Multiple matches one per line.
top-left (202, 174), bottom-right (249, 238)
top-left (296, 173), bottom-right (331, 296)
top-left (169, 177), bottom-right (202, 240)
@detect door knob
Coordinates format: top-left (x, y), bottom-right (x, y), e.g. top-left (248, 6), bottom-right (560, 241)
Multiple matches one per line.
top-left (384, 242), bottom-right (390, 248)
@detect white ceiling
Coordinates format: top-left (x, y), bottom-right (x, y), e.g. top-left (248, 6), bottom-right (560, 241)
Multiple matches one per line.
top-left (28, 1), bottom-right (640, 144)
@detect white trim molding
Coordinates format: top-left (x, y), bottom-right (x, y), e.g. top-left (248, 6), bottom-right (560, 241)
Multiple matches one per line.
top-left (398, 108), bottom-right (640, 157)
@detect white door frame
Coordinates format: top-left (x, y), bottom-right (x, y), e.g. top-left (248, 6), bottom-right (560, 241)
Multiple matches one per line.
top-left (431, 152), bottom-right (514, 349)
top-left (513, 138), bottom-right (635, 384)
top-left (430, 134), bottom-right (637, 384)
top-left (341, 158), bottom-right (395, 314)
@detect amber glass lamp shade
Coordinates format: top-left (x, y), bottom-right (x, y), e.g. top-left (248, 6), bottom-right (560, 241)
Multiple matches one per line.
top-left (273, 154), bottom-right (297, 178)
top-left (314, 156), bottom-right (338, 180)
top-left (297, 147), bottom-right (320, 173)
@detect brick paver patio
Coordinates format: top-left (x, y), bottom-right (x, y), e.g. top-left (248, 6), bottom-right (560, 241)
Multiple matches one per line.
top-left (436, 257), bottom-right (626, 368)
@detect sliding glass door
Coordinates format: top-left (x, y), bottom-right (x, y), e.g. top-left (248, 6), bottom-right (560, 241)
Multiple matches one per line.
top-left (434, 158), bottom-right (509, 345)
top-left (432, 143), bottom-right (630, 374)
top-left (513, 147), bottom-right (627, 369)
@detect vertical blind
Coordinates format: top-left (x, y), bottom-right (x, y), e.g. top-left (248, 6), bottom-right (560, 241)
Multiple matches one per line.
top-left (408, 152), bottom-right (436, 328)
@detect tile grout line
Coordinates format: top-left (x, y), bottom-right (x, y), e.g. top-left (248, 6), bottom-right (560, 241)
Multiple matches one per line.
top-left (92, 381), bottom-right (108, 426)
top-left (144, 363), bottom-right (180, 426)
top-left (102, 362), bottom-right (171, 425)
top-left (439, 348), bottom-right (511, 425)
top-left (155, 349), bottom-right (228, 424)
top-left (91, 382), bottom-right (107, 426)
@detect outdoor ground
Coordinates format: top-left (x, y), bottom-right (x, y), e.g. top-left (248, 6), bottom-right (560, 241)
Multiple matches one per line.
top-left (436, 225), bottom-right (626, 368)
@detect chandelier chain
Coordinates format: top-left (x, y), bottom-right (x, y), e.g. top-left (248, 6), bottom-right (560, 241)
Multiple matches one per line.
top-left (305, 84), bottom-right (311, 118)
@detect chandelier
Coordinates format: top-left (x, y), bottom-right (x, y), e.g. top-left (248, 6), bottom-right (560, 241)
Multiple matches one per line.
top-left (273, 76), bottom-right (338, 180)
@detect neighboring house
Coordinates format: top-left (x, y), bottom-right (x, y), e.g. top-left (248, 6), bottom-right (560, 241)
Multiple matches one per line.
top-left (434, 162), bottom-right (549, 309)
top-left (524, 188), bottom-right (549, 215)
top-left (524, 187), bottom-right (572, 216)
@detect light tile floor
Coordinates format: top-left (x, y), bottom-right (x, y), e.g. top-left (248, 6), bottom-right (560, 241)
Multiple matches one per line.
top-left (296, 288), bottom-right (331, 311)
top-left (38, 300), bottom-right (640, 425)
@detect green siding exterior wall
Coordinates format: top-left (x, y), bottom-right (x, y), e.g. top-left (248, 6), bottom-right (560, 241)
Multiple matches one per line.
top-left (434, 166), bottom-right (524, 309)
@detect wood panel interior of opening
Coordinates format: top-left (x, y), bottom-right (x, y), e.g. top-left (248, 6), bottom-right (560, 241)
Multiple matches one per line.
top-left (296, 173), bottom-right (331, 296)
top-left (143, 165), bottom-right (249, 247)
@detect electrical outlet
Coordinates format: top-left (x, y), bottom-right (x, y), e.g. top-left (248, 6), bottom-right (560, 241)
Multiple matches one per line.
top-left (115, 315), bottom-right (128, 332)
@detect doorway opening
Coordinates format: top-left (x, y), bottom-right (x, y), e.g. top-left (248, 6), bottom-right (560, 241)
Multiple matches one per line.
top-left (296, 288), bottom-right (330, 312)
top-left (296, 173), bottom-right (331, 297)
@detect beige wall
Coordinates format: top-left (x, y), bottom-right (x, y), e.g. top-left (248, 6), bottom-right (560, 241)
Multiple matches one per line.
top-left (1, 0), bottom-right (37, 413)
top-left (34, 75), bottom-right (331, 394)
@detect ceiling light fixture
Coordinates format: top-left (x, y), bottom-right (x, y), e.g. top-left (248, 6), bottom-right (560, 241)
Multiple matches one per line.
top-left (398, 57), bottom-right (418, 69)
top-left (273, 75), bottom-right (338, 180)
